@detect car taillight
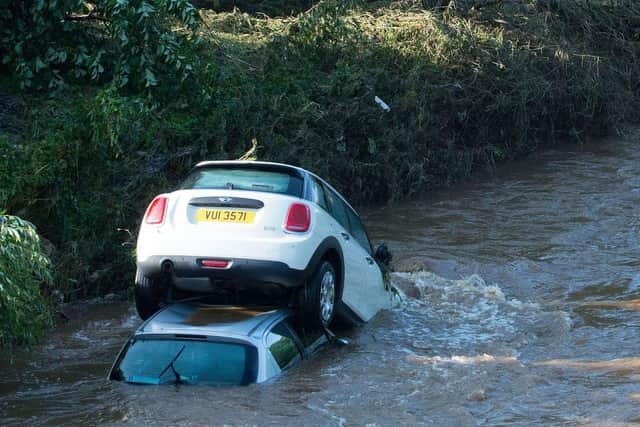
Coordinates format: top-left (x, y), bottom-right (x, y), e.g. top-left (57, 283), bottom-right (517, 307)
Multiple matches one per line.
top-left (144, 197), bottom-right (167, 225)
top-left (201, 260), bottom-right (230, 268)
top-left (285, 203), bottom-right (310, 232)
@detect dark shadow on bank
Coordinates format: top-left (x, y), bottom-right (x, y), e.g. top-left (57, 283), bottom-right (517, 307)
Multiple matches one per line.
top-left (192, 0), bottom-right (318, 17)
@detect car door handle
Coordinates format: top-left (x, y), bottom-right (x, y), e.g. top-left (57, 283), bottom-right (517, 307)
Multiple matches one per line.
top-left (366, 257), bottom-right (375, 265)
top-left (340, 232), bottom-right (350, 241)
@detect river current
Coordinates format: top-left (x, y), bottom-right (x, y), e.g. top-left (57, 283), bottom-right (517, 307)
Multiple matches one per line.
top-left (2, 130), bottom-right (640, 425)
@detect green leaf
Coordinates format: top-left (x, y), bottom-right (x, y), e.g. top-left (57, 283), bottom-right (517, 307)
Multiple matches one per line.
top-left (35, 57), bottom-right (47, 72)
top-left (145, 68), bottom-right (157, 87)
top-left (367, 138), bottom-right (376, 155)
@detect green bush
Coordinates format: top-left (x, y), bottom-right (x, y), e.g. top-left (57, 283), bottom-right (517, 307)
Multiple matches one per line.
top-left (1, 90), bottom-right (174, 298)
top-left (0, 213), bottom-right (53, 347)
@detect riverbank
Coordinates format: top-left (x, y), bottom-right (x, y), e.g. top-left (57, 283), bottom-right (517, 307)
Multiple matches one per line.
top-left (1, 0), bottom-right (639, 343)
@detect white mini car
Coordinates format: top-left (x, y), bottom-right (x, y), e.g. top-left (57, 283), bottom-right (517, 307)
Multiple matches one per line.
top-left (135, 161), bottom-right (391, 328)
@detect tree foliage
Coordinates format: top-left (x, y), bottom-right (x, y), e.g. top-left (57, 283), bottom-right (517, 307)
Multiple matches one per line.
top-left (0, 213), bottom-right (53, 347)
top-left (0, 0), bottom-right (200, 93)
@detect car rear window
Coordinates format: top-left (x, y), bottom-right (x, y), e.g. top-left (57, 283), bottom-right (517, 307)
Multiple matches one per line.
top-left (180, 167), bottom-right (303, 197)
top-left (112, 338), bottom-right (258, 386)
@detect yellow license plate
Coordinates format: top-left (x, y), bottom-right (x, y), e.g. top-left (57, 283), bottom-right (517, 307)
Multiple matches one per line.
top-left (196, 209), bottom-right (255, 224)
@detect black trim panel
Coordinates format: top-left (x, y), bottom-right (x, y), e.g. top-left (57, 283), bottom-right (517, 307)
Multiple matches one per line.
top-left (189, 197), bottom-right (264, 209)
top-left (138, 256), bottom-right (306, 288)
top-left (335, 301), bottom-right (364, 326)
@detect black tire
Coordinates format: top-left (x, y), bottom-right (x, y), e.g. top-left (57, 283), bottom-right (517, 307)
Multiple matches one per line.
top-left (299, 261), bottom-right (338, 329)
top-left (134, 271), bottom-right (163, 320)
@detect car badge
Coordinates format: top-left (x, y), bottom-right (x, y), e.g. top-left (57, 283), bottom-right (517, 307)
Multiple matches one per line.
top-left (218, 197), bottom-right (232, 203)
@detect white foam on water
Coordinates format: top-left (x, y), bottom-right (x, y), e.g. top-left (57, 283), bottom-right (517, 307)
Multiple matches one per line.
top-left (408, 354), bottom-right (519, 365)
top-left (306, 404), bottom-right (347, 427)
top-left (120, 313), bottom-right (139, 329)
top-left (389, 271), bottom-right (548, 353)
top-left (71, 332), bottom-right (91, 342)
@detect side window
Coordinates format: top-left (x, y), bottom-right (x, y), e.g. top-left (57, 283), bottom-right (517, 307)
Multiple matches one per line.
top-left (323, 185), bottom-right (350, 231)
top-left (346, 208), bottom-right (372, 254)
top-left (266, 322), bottom-right (301, 370)
top-left (309, 177), bottom-right (328, 211)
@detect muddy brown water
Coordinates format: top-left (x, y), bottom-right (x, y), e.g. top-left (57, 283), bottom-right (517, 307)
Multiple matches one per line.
top-left (2, 131), bottom-right (640, 426)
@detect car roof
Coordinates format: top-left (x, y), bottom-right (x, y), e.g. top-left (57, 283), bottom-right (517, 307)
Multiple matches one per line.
top-left (192, 161), bottom-right (307, 179)
top-left (137, 303), bottom-right (289, 339)
top-left (191, 160), bottom-right (358, 214)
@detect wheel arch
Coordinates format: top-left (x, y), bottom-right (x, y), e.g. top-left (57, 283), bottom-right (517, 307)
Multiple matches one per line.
top-left (304, 236), bottom-right (344, 300)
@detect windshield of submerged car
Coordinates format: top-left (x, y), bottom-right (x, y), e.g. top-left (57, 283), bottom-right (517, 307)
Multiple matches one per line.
top-left (112, 338), bottom-right (258, 385)
top-left (180, 167), bottom-right (303, 197)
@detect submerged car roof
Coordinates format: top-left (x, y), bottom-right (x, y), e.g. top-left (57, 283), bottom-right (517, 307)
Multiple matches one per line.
top-left (138, 303), bottom-right (288, 338)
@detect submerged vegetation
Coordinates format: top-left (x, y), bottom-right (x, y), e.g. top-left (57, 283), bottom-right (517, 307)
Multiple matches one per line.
top-left (1, 0), bottom-right (639, 344)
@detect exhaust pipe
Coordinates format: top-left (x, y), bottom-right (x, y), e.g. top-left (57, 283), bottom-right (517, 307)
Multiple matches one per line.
top-left (161, 259), bottom-right (174, 274)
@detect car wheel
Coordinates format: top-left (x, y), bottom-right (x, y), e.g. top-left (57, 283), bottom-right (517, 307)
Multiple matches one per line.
top-left (300, 261), bottom-right (337, 329)
top-left (134, 271), bottom-right (163, 320)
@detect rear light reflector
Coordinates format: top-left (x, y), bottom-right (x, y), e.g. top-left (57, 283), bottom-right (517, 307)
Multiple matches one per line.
top-left (285, 203), bottom-right (310, 232)
top-left (144, 197), bottom-right (167, 225)
top-left (201, 260), bottom-right (230, 269)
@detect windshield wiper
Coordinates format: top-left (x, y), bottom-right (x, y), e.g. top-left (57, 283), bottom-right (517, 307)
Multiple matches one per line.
top-left (159, 344), bottom-right (186, 385)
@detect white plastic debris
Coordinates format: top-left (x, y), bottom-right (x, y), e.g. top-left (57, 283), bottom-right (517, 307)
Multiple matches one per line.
top-left (374, 96), bottom-right (391, 112)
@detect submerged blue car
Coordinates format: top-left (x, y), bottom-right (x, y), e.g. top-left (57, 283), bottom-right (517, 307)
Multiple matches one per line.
top-left (108, 303), bottom-right (325, 385)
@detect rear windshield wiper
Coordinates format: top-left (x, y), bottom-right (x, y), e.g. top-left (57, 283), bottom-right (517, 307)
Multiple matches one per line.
top-left (159, 344), bottom-right (186, 385)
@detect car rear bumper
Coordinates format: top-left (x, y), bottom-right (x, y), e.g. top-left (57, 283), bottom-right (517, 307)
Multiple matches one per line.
top-left (137, 255), bottom-right (307, 292)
